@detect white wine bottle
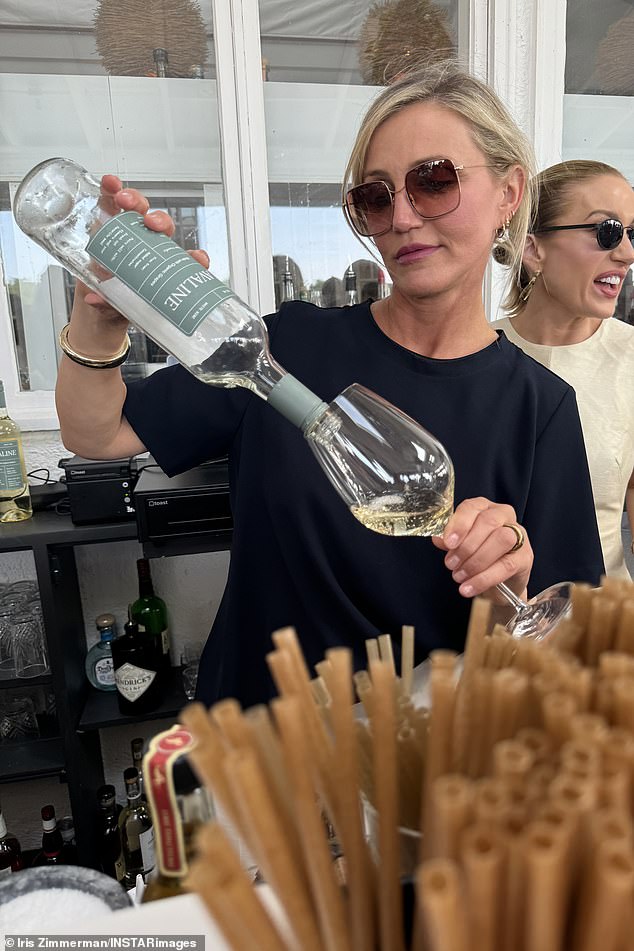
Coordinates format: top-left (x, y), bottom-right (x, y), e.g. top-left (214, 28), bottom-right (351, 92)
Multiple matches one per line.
top-left (0, 380), bottom-right (32, 523)
top-left (13, 158), bottom-right (454, 536)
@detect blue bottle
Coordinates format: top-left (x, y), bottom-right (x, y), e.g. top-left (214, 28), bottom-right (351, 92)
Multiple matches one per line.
top-left (85, 613), bottom-right (117, 692)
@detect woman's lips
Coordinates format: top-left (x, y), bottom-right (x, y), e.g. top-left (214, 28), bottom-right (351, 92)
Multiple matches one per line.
top-left (395, 244), bottom-right (439, 264)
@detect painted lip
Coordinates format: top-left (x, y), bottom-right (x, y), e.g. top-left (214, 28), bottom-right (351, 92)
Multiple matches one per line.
top-left (395, 243), bottom-right (440, 263)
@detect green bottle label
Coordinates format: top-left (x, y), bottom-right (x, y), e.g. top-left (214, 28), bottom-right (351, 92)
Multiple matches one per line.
top-left (0, 439), bottom-right (22, 491)
top-left (86, 211), bottom-right (235, 337)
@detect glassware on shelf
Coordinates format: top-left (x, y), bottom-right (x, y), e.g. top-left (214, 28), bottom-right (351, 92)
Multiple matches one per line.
top-left (0, 696), bottom-right (40, 742)
top-left (180, 645), bottom-right (201, 701)
top-left (12, 610), bottom-right (50, 678)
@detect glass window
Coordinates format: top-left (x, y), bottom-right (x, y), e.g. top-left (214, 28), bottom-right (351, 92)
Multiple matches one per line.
top-left (0, 0), bottom-right (229, 393)
top-left (563, 0), bottom-right (634, 324)
top-left (258, 0), bottom-right (463, 309)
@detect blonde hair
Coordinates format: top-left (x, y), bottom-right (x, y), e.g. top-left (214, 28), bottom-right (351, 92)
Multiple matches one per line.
top-left (503, 159), bottom-right (629, 316)
top-left (342, 60), bottom-right (536, 277)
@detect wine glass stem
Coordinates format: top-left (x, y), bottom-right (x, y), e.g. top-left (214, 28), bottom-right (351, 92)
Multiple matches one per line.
top-left (495, 582), bottom-right (529, 613)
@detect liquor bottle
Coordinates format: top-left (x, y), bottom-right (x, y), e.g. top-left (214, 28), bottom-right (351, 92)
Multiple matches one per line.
top-left (58, 816), bottom-right (79, 865)
top-left (141, 725), bottom-right (213, 903)
top-left (0, 379), bottom-right (32, 523)
top-left (119, 767), bottom-right (155, 888)
top-left (32, 804), bottom-right (64, 866)
top-left (130, 559), bottom-right (170, 670)
top-left (0, 804), bottom-right (24, 875)
top-left (111, 611), bottom-right (165, 715)
top-left (85, 613), bottom-right (117, 692)
top-left (131, 737), bottom-right (146, 799)
top-left (281, 257), bottom-right (295, 302)
top-left (96, 785), bottom-right (125, 881)
top-left (13, 159), bottom-right (456, 536)
top-left (377, 267), bottom-right (391, 300)
top-left (344, 264), bottom-right (358, 306)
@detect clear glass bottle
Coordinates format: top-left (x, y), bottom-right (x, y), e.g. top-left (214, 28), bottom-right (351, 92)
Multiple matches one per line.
top-left (281, 256), bottom-right (295, 302)
top-left (130, 559), bottom-right (170, 670)
top-left (32, 804), bottom-right (64, 866)
top-left (0, 379), bottom-right (32, 523)
top-left (119, 766), bottom-right (155, 888)
top-left (344, 264), bottom-right (358, 306)
top-left (96, 784), bottom-right (125, 881)
top-left (0, 805), bottom-right (24, 875)
top-left (85, 613), bottom-right (117, 691)
top-left (131, 737), bottom-right (146, 800)
top-left (11, 158), bottom-right (457, 535)
top-left (141, 726), bottom-right (213, 903)
top-left (58, 816), bottom-right (78, 865)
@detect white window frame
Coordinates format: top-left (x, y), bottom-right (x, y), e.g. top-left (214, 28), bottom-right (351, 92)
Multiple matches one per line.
top-left (1, 0), bottom-right (567, 428)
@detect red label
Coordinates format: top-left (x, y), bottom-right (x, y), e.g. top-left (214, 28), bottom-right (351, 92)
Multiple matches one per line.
top-left (144, 725), bottom-right (196, 877)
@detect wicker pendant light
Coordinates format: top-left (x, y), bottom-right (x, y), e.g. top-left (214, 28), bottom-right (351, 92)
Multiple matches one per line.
top-left (359, 0), bottom-right (455, 86)
top-left (94, 0), bottom-right (208, 78)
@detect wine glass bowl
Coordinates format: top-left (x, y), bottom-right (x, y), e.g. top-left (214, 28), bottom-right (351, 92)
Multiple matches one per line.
top-left (505, 581), bottom-right (574, 641)
top-left (305, 383), bottom-right (455, 538)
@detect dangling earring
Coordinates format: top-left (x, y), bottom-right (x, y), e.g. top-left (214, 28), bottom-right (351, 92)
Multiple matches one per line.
top-left (519, 270), bottom-right (541, 303)
top-left (495, 216), bottom-right (511, 243)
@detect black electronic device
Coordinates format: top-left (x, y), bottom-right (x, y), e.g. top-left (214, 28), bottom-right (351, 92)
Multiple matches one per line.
top-left (59, 455), bottom-right (137, 525)
top-left (134, 459), bottom-right (232, 555)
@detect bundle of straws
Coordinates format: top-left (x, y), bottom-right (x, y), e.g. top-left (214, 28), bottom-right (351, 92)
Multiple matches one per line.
top-left (180, 575), bottom-right (634, 951)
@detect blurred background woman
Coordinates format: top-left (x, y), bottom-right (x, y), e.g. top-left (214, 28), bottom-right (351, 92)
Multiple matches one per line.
top-left (494, 160), bottom-right (634, 578)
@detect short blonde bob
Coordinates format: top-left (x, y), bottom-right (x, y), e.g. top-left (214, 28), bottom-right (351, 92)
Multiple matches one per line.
top-left (342, 59), bottom-right (537, 279)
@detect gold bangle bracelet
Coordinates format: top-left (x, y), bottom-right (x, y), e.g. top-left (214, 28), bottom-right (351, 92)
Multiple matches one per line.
top-left (58, 323), bottom-right (131, 369)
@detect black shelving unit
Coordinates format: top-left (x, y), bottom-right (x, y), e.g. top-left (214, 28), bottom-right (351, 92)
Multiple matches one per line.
top-left (0, 509), bottom-right (229, 867)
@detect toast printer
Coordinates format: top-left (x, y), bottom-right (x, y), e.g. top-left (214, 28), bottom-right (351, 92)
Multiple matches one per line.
top-left (60, 455), bottom-right (137, 525)
top-left (60, 456), bottom-right (233, 545)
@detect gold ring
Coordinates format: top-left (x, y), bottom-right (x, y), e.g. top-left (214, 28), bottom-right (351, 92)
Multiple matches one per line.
top-left (503, 523), bottom-right (525, 553)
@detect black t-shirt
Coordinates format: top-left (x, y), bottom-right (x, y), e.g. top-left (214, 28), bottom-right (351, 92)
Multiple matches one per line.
top-left (124, 301), bottom-right (604, 707)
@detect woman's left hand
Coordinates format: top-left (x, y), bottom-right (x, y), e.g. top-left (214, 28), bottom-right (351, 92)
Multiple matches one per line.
top-left (431, 497), bottom-right (533, 600)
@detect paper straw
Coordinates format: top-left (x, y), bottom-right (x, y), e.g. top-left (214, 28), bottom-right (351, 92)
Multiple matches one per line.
top-left (541, 692), bottom-right (576, 747)
top-left (423, 668), bottom-right (458, 846)
top-left (272, 695), bottom-right (352, 951)
top-left (499, 815), bottom-right (528, 951)
top-left (466, 668), bottom-right (492, 778)
top-left (223, 746), bottom-right (323, 951)
top-left (401, 625), bottom-right (415, 697)
top-left (415, 859), bottom-right (470, 951)
top-left (493, 740), bottom-right (535, 793)
top-left (429, 774), bottom-right (474, 862)
top-left (614, 600), bottom-right (634, 654)
top-left (452, 597), bottom-right (492, 772)
top-left (368, 658), bottom-right (405, 951)
top-left (586, 596), bottom-right (618, 666)
top-left (378, 634), bottom-right (396, 675)
top-left (572, 841), bottom-right (634, 951)
top-left (460, 824), bottom-right (503, 951)
top-left (523, 820), bottom-right (571, 951)
top-left (515, 727), bottom-right (554, 766)
top-left (473, 777), bottom-right (512, 827)
top-left (187, 823), bottom-right (289, 951)
top-left (325, 648), bottom-right (376, 951)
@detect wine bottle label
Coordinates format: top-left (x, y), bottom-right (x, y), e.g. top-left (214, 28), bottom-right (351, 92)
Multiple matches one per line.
top-left (139, 826), bottom-right (156, 875)
top-left (0, 439), bottom-right (22, 491)
top-left (95, 657), bottom-right (115, 686)
top-left (86, 211), bottom-right (235, 337)
top-left (115, 662), bottom-right (157, 701)
top-left (115, 852), bottom-right (126, 882)
top-left (144, 726), bottom-right (196, 877)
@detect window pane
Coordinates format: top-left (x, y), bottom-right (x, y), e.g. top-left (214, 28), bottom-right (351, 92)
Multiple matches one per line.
top-left (259, 0), bottom-right (462, 309)
top-left (563, 0), bottom-right (634, 324)
top-left (0, 0), bottom-right (228, 391)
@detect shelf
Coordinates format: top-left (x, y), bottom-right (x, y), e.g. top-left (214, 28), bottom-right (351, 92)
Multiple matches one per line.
top-left (0, 510), bottom-right (138, 552)
top-left (0, 737), bottom-right (65, 783)
top-left (0, 674), bottom-right (53, 691)
top-left (78, 666), bottom-right (189, 731)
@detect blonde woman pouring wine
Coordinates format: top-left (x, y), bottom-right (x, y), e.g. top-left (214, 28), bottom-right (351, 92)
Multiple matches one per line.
top-left (53, 63), bottom-right (604, 707)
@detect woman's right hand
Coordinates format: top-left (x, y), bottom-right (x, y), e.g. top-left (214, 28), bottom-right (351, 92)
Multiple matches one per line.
top-left (72, 175), bottom-right (210, 325)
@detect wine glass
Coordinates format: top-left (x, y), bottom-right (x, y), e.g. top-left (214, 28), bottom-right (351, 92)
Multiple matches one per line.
top-left (305, 383), bottom-right (571, 642)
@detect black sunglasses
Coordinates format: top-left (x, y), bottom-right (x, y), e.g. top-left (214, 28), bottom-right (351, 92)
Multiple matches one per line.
top-left (343, 159), bottom-right (492, 238)
top-left (534, 218), bottom-right (634, 251)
